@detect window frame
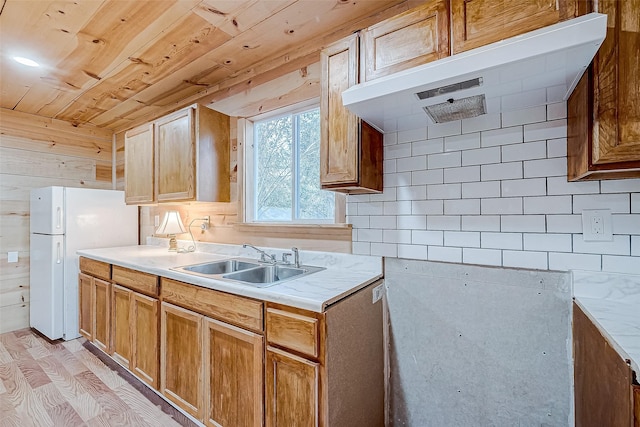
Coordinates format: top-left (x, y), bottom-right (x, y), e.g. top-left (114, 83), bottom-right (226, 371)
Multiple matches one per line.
top-left (242, 100), bottom-right (343, 225)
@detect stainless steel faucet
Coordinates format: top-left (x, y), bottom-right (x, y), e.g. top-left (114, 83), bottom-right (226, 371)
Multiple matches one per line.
top-left (242, 243), bottom-right (276, 263)
top-left (291, 247), bottom-right (299, 268)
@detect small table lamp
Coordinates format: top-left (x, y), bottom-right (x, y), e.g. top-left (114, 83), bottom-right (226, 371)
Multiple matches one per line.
top-left (156, 211), bottom-right (186, 251)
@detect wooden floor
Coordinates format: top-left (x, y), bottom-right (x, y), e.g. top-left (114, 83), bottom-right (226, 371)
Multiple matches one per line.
top-left (0, 328), bottom-right (188, 426)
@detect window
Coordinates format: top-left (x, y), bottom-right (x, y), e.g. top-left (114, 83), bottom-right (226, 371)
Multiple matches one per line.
top-left (245, 106), bottom-right (335, 223)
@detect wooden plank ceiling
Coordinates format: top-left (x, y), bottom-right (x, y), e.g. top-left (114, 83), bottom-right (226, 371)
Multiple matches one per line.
top-left (0, 0), bottom-right (408, 132)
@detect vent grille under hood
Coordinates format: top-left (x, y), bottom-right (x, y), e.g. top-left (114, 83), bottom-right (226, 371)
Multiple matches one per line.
top-left (342, 13), bottom-right (607, 133)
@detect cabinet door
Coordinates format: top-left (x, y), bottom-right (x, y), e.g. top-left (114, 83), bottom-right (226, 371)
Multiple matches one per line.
top-left (204, 318), bottom-right (263, 427)
top-left (132, 292), bottom-right (159, 389)
top-left (111, 285), bottom-right (131, 367)
top-left (161, 302), bottom-right (203, 420)
top-left (266, 346), bottom-right (319, 427)
top-left (451, 0), bottom-right (579, 54)
top-left (320, 34), bottom-right (360, 188)
top-left (361, 0), bottom-right (449, 81)
top-left (78, 273), bottom-right (93, 340)
top-left (124, 123), bottom-right (154, 204)
top-left (93, 278), bottom-right (111, 353)
top-left (155, 108), bottom-right (195, 202)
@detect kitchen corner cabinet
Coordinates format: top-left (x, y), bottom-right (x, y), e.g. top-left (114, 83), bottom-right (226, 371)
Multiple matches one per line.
top-left (451, 0), bottom-right (579, 54)
top-left (567, 0), bottom-right (640, 181)
top-left (320, 34), bottom-right (383, 194)
top-left (573, 302), bottom-right (637, 426)
top-left (124, 104), bottom-right (230, 204)
top-left (78, 258), bottom-right (112, 353)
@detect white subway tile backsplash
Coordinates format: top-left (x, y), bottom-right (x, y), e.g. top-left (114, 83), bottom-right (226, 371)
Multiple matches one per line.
top-left (481, 232), bottom-right (523, 250)
top-left (501, 178), bottom-right (546, 197)
top-left (370, 187), bottom-right (396, 202)
top-left (397, 215), bottom-right (427, 230)
top-left (481, 162), bottom-right (523, 181)
top-left (412, 169), bottom-right (444, 185)
top-left (384, 201), bottom-right (412, 215)
top-left (383, 229), bottom-right (412, 244)
top-left (427, 183), bottom-right (462, 199)
top-left (428, 120), bottom-right (462, 138)
top-left (462, 215), bottom-right (501, 231)
top-left (370, 215), bottom-right (396, 229)
top-left (384, 172), bottom-right (411, 188)
top-left (444, 231), bottom-right (480, 247)
top-left (481, 126), bottom-right (523, 147)
top-left (462, 113), bottom-right (501, 133)
top-left (502, 141), bottom-right (546, 162)
top-left (572, 235), bottom-right (630, 256)
top-left (632, 236), bottom-right (640, 256)
top-left (412, 200), bottom-right (444, 215)
top-left (523, 158), bottom-right (566, 178)
top-left (612, 214), bottom-right (640, 235)
top-left (600, 179), bottom-right (640, 194)
top-left (383, 159), bottom-right (397, 174)
top-left (546, 84), bottom-right (567, 103)
top-left (397, 155), bottom-right (427, 172)
top-left (524, 196), bottom-right (572, 214)
top-left (349, 215), bottom-right (370, 228)
top-left (546, 214), bottom-right (583, 233)
top-left (385, 143), bottom-right (411, 159)
top-left (462, 147), bottom-right (501, 166)
top-left (463, 248), bottom-right (502, 266)
top-left (524, 119), bottom-right (567, 142)
top-left (547, 103), bottom-right (567, 120)
top-left (524, 233), bottom-right (572, 252)
top-left (481, 197), bottom-right (523, 215)
top-left (412, 230), bottom-right (443, 245)
top-left (428, 246), bottom-right (462, 263)
top-left (502, 105), bottom-right (547, 127)
top-left (398, 244), bottom-right (428, 260)
top-left (371, 243), bottom-right (398, 257)
top-left (547, 138), bottom-right (568, 158)
top-left (501, 215), bottom-right (546, 232)
top-left (573, 194), bottom-right (630, 214)
top-left (546, 176), bottom-right (600, 195)
top-left (502, 88), bottom-right (546, 111)
top-left (357, 202), bottom-right (384, 216)
top-left (632, 193), bottom-right (639, 213)
top-left (602, 255), bottom-right (640, 274)
top-left (502, 250), bottom-right (548, 270)
top-left (444, 166), bottom-right (480, 183)
top-left (548, 252), bottom-right (601, 271)
top-left (396, 186), bottom-right (427, 201)
top-left (412, 138), bottom-right (444, 155)
top-left (398, 127), bottom-right (428, 144)
top-left (428, 151), bottom-right (462, 169)
top-left (462, 181), bottom-right (501, 199)
top-left (444, 199), bottom-right (480, 215)
top-left (445, 133), bottom-right (480, 151)
top-left (383, 132), bottom-right (398, 146)
top-left (352, 241), bottom-right (370, 255)
top-left (427, 215), bottom-right (461, 231)
top-left (358, 228), bottom-right (382, 243)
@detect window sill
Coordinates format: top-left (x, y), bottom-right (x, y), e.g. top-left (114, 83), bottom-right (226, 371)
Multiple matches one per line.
top-left (232, 222), bottom-right (351, 237)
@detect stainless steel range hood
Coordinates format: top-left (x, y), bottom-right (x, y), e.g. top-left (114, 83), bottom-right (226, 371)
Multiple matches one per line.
top-left (342, 13), bottom-right (607, 133)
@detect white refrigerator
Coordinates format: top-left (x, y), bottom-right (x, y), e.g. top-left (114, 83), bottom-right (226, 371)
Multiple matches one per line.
top-left (30, 186), bottom-right (138, 340)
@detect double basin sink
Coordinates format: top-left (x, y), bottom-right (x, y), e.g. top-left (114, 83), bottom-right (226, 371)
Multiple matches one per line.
top-left (171, 258), bottom-right (324, 288)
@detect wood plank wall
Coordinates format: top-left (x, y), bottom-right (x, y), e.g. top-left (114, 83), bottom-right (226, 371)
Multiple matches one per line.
top-left (0, 108), bottom-right (114, 333)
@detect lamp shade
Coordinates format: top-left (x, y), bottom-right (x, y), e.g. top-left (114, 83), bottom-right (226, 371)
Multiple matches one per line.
top-left (156, 211), bottom-right (186, 235)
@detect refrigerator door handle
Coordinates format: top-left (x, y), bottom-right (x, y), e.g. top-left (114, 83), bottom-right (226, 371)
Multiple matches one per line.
top-left (56, 207), bottom-right (62, 229)
top-left (56, 242), bottom-right (62, 264)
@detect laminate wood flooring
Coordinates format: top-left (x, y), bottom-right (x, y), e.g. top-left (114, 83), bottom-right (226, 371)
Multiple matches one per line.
top-left (0, 328), bottom-right (191, 427)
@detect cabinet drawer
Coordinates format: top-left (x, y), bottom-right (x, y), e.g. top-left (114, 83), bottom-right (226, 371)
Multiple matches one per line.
top-left (266, 307), bottom-right (321, 359)
top-left (161, 278), bottom-right (263, 332)
top-left (79, 257), bottom-right (111, 281)
top-left (112, 265), bottom-right (158, 297)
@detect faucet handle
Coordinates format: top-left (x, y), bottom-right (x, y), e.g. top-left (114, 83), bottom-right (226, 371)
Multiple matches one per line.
top-left (281, 253), bottom-right (292, 264)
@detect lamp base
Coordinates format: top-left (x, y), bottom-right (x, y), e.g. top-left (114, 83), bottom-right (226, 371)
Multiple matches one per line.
top-left (168, 235), bottom-right (178, 251)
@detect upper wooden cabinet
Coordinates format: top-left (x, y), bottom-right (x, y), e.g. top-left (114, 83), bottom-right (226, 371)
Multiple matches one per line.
top-left (567, 0), bottom-right (640, 180)
top-left (361, 0), bottom-right (449, 81)
top-left (124, 104), bottom-right (230, 204)
top-left (451, 0), bottom-right (579, 54)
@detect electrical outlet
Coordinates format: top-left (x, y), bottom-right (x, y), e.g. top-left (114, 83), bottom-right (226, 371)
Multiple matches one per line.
top-left (582, 209), bottom-right (613, 242)
top-left (154, 215), bottom-right (160, 227)
top-left (7, 252), bottom-right (18, 263)
top-left (372, 283), bottom-right (385, 303)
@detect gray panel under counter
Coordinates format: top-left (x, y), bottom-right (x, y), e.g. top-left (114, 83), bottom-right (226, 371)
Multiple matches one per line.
top-left (384, 257), bottom-right (572, 427)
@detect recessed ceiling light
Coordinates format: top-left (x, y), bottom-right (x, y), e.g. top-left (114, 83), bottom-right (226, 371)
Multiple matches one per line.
top-left (13, 56), bottom-right (39, 67)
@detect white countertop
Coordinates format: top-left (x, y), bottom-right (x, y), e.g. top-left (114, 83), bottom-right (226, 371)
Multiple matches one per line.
top-left (573, 270), bottom-right (640, 374)
top-left (77, 239), bottom-right (383, 313)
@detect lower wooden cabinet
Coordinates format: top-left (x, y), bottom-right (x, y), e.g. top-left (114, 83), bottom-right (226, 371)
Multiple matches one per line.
top-left (78, 271), bottom-right (110, 353)
top-left (112, 285), bottom-right (132, 366)
top-left (266, 346), bottom-right (319, 427)
top-left (131, 292), bottom-right (159, 387)
top-left (78, 273), bottom-right (94, 341)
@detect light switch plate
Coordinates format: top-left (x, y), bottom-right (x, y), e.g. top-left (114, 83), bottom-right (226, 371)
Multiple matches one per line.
top-left (582, 209), bottom-right (613, 242)
top-left (8, 251), bottom-right (18, 263)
